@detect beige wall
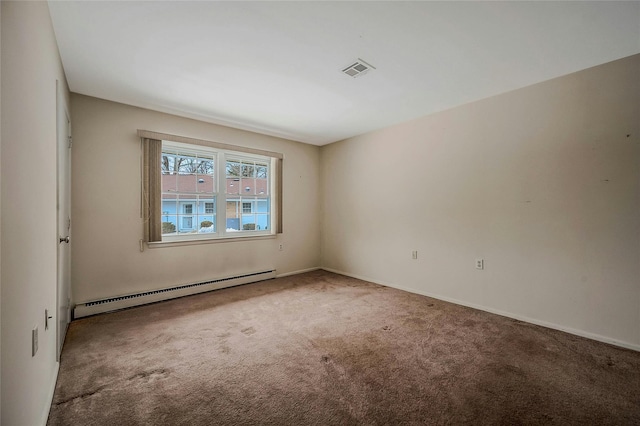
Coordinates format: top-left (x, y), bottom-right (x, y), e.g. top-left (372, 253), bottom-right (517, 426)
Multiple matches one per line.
top-left (70, 94), bottom-right (321, 304)
top-left (321, 54), bottom-right (640, 350)
top-left (1, 2), bottom-right (71, 424)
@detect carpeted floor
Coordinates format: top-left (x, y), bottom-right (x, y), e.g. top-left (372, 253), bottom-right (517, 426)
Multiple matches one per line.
top-left (48, 270), bottom-right (640, 425)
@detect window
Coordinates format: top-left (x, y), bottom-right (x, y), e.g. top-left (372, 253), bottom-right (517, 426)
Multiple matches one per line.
top-left (161, 144), bottom-right (215, 236)
top-left (141, 130), bottom-right (282, 244)
top-left (224, 156), bottom-right (270, 233)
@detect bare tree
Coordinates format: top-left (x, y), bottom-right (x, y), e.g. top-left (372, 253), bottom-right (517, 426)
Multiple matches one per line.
top-left (162, 155), bottom-right (265, 178)
top-left (226, 161), bottom-right (241, 177)
top-left (162, 154), bottom-right (213, 175)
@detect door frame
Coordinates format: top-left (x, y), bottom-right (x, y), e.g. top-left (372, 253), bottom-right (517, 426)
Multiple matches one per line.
top-left (56, 80), bottom-right (72, 361)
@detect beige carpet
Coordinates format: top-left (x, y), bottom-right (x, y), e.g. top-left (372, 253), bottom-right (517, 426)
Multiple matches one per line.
top-left (48, 270), bottom-right (640, 425)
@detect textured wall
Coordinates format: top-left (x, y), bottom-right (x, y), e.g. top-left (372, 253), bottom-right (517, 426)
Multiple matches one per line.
top-left (321, 55), bottom-right (640, 349)
top-left (71, 94), bottom-right (321, 304)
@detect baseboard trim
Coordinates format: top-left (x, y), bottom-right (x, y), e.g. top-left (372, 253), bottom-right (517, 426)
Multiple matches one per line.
top-left (41, 361), bottom-right (60, 426)
top-left (276, 267), bottom-right (321, 278)
top-left (321, 267), bottom-right (640, 353)
top-left (74, 270), bottom-right (276, 318)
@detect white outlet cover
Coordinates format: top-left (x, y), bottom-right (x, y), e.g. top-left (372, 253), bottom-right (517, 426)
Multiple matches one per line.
top-left (476, 259), bottom-right (484, 270)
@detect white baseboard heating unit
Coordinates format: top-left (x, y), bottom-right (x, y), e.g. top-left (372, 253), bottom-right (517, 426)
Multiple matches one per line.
top-left (74, 269), bottom-right (276, 318)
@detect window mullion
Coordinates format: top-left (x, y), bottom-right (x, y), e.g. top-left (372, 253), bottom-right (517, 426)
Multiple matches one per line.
top-left (216, 153), bottom-right (226, 236)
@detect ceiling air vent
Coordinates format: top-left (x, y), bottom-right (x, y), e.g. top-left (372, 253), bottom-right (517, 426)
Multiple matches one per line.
top-left (342, 59), bottom-right (375, 78)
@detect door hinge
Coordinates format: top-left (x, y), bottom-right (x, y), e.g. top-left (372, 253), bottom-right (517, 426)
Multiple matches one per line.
top-left (68, 136), bottom-right (73, 148)
top-left (67, 217), bottom-right (71, 230)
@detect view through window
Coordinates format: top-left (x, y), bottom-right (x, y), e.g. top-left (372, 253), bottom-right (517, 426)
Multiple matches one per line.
top-left (160, 141), bottom-right (272, 240)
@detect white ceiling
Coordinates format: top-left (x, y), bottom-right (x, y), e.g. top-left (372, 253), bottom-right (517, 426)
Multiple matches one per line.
top-left (48, 1), bottom-right (640, 146)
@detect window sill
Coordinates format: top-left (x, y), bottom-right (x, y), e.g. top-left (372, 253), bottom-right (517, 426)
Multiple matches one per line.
top-left (147, 233), bottom-right (277, 249)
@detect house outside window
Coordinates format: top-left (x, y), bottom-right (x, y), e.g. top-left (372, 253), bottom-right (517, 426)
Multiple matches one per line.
top-left (160, 140), bottom-right (273, 240)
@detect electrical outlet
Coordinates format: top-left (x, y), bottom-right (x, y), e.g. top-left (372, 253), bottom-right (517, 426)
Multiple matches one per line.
top-left (278, 243), bottom-right (283, 251)
top-left (475, 258), bottom-right (484, 270)
top-left (412, 250), bottom-right (418, 260)
top-left (32, 326), bottom-right (38, 357)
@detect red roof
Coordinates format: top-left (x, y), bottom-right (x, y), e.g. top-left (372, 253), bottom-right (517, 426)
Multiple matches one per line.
top-left (161, 174), bottom-right (267, 199)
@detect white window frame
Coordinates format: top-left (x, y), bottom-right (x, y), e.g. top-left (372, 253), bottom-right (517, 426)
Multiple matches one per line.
top-left (161, 140), bottom-right (275, 242)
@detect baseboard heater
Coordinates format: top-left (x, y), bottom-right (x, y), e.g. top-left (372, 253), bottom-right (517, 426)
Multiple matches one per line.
top-left (74, 269), bottom-right (276, 319)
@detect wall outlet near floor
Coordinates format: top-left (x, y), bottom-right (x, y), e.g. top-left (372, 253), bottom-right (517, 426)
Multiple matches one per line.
top-left (32, 326), bottom-right (38, 357)
top-left (412, 250), bottom-right (418, 260)
top-left (278, 243), bottom-right (283, 251)
top-left (475, 258), bottom-right (484, 270)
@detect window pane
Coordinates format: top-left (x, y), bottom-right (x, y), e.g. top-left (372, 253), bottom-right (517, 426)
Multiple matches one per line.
top-left (255, 214), bottom-right (269, 231)
top-left (196, 175), bottom-right (215, 194)
top-left (256, 178), bottom-right (268, 195)
top-left (241, 214), bottom-right (257, 231)
top-left (177, 197), bottom-right (196, 233)
top-left (256, 164), bottom-right (267, 178)
top-left (161, 154), bottom-right (177, 174)
top-left (242, 179), bottom-right (255, 195)
top-left (255, 163), bottom-right (268, 195)
top-left (197, 158), bottom-right (214, 175)
top-left (161, 214), bottom-right (177, 235)
top-left (256, 199), bottom-right (269, 213)
top-left (194, 196), bottom-right (215, 233)
top-left (226, 200), bottom-right (239, 218)
top-left (226, 178), bottom-right (240, 195)
top-left (161, 194), bottom-right (177, 236)
top-left (177, 154), bottom-right (199, 173)
top-left (198, 215), bottom-right (215, 233)
top-left (177, 173), bottom-right (197, 193)
top-left (242, 162), bottom-right (255, 178)
top-left (226, 161), bottom-right (240, 177)
top-left (161, 171), bottom-right (177, 194)
top-left (226, 200), bottom-right (240, 231)
top-left (226, 161), bottom-right (240, 195)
